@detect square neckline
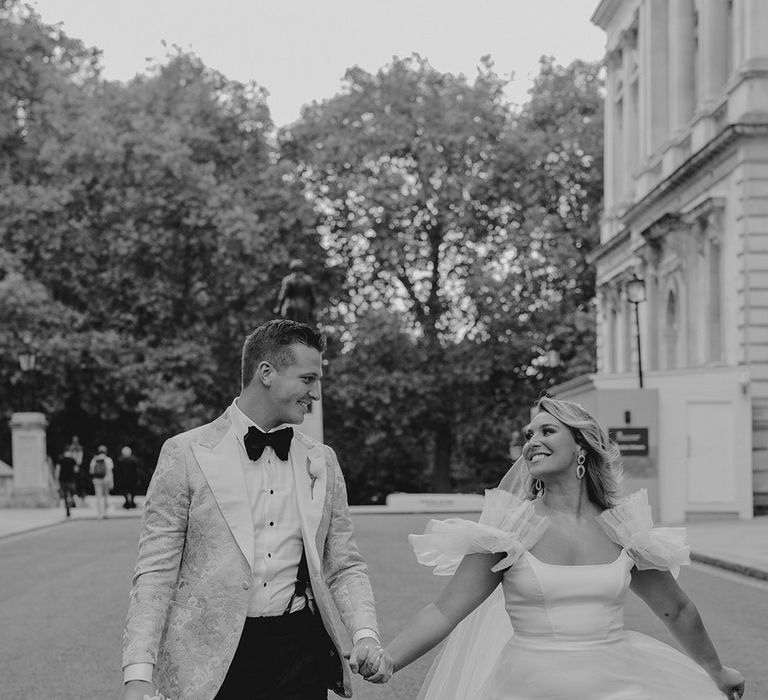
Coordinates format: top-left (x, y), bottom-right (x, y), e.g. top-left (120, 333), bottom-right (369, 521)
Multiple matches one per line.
top-left (524, 549), bottom-right (629, 568)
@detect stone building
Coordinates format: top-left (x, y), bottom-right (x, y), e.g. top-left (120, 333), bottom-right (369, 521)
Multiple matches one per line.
top-left (555, 0), bottom-right (768, 521)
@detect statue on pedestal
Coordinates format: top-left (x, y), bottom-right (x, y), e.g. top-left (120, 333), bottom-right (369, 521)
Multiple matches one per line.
top-left (272, 259), bottom-right (323, 442)
top-left (273, 259), bottom-right (316, 325)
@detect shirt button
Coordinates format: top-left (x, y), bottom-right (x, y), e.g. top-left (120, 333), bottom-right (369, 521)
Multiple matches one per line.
top-left (242, 581), bottom-right (250, 590)
top-left (269, 521), bottom-right (274, 526)
top-left (270, 490), bottom-right (274, 495)
top-left (267, 553), bottom-right (272, 558)
top-left (263, 582), bottom-right (267, 587)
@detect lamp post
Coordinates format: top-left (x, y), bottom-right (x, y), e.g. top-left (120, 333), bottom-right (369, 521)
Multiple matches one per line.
top-left (17, 341), bottom-right (37, 411)
top-left (626, 276), bottom-right (646, 389)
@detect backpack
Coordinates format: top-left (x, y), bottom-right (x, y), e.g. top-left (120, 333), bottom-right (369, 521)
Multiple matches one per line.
top-left (92, 455), bottom-right (108, 479)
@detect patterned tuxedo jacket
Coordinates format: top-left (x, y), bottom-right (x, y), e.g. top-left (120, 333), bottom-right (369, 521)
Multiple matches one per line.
top-left (122, 410), bottom-right (378, 699)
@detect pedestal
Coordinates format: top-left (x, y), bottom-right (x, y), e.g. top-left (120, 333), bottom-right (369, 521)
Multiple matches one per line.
top-left (8, 412), bottom-right (57, 507)
top-left (300, 397), bottom-right (324, 444)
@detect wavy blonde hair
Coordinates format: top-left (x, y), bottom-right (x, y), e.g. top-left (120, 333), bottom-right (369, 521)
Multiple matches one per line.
top-left (524, 395), bottom-right (624, 509)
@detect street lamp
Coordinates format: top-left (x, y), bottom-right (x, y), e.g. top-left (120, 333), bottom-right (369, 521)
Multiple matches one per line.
top-left (626, 276), bottom-right (646, 388)
top-left (18, 349), bottom-right (37, 372)
top-left (17, 341), bottom-right (37, 411)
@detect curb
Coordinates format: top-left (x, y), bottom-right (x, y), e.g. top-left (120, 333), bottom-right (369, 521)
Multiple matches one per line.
top-left (690, 551), bottom-right (768, 581)
top-left (0, 510), bottom-right (143, 541)
top-left (0, 515), bottom-right (68, 540)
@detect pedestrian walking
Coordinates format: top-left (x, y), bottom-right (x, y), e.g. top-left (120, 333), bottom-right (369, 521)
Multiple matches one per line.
top-left (68, 435), bottom-right (86, 506)
top-left (115, 446), bottom-right (139, 509)
top-left (89, 444), bottom-right (114, 519)
top-left (54, 449), bottom-right (78, 517)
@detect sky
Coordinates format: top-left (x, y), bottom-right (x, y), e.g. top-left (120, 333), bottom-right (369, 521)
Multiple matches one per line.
top-left (30, 0), bottom-right (607, 127)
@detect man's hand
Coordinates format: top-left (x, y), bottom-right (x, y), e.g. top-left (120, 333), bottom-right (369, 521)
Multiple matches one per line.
top-left (346, 636), bottom-right (381, 676)
top-left (121, 679), bottom-right (156, 700)
top-left (365, 649), bottom-right (394, 684)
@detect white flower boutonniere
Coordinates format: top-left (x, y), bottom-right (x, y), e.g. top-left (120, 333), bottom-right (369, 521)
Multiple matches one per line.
top-left (308, 455), bottom-right (325, 499)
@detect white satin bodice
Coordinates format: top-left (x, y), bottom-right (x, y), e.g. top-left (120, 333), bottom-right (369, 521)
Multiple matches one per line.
top-left (411, 490), bottom-right (726, 700)
top-left (502, 550), bottom-right (633, 644)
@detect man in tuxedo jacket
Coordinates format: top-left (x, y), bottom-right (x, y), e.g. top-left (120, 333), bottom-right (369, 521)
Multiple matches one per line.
top-left (122, 320), bottom-right (381, 700)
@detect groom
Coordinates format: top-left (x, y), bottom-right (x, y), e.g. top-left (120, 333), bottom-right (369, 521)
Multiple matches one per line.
top-left (122, 320), bottom-right (381, 700)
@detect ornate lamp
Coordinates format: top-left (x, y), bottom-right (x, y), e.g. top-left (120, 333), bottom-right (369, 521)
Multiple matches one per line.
top-left (18, 349), bottom-right (37, 372)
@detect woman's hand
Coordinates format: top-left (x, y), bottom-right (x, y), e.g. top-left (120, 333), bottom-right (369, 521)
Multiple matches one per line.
top-left (364, 649), bottom-right (395, 684)
top-left (711, 666), bottom-right (745, 699)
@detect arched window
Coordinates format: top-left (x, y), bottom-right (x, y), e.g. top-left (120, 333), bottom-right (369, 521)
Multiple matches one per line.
top-left (665, 289), bottom-right (679, 369)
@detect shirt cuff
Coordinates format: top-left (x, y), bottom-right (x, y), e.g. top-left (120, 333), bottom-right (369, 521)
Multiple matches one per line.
top-left (124, 662), bottom-right (154, 684)
top-left (352, 628), bottom-right (379, 645)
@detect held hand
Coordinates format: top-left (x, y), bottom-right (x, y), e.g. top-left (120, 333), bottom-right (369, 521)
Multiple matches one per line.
top-left (121, 679), bottom-right (156, 700)
top-left (365, 649), bottom-right (394, 684)
top-left (346, 636), bottom-right (380, 676)
top-left (711, 666), bottom-right (744, 699)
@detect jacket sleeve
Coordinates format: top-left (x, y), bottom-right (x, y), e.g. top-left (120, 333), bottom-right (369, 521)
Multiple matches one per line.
top-left (321, 447), bottom-right (379, 639)
top-left (122, 438), bottom-right (191, 668)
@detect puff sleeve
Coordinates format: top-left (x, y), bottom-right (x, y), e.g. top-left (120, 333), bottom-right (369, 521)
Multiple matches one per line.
top-left (409, 488), bottom-right (548, 575)
top-left (597, 489), bottom-right (690, 578)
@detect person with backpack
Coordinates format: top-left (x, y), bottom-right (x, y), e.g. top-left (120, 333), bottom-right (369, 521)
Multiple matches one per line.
top-left (89, 444), bottom-right (114, 519)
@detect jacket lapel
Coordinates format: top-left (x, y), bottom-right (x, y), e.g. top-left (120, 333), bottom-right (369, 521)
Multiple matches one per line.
top-left (191, 422), bottom-right (255, 571)
top-left (291, 433), bottom-right (328, 572)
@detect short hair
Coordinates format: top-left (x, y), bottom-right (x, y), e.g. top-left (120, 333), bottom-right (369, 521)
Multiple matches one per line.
top-left (524, 395), bottom-right (623, 509)
top-left (241, 319), bottom-right (327, 388)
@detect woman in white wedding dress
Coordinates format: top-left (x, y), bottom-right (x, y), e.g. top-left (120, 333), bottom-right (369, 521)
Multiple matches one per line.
top-left (365, 396), bottom-right (745, 699)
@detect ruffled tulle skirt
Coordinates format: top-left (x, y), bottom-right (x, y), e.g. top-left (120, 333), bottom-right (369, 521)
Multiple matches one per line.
top-left (477, 631), bottom-right (724, 700)
top-left (415, 589), bottom-right (725, 700)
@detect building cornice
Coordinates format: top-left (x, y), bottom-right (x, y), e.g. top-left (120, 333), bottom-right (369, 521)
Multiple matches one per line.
top-left (590, 123), bottom-right (768, 265)
top-left (591, 0), bottom-right (623, 29)
top-left (623, 123), bottom-right (768, 227)
top-left (587, 227), bottom-right (631, 265)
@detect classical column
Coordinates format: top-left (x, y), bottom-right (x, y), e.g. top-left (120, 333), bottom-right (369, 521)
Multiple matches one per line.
top-left (622, 24), bottom-right (639, 185)
top-left (596, 289), bottom-right (609, 374)
top-left (642, 0), bottom-right (670, 153)
top-left (604, 47), bottom-right (622, 214)
top-left (668, 0), bottom-right (696, 130)
top-left (9, 412), bottom-right (57, 507)
top-left (639, 241), bottom-right (662, 372)
top-left (696, 0), bottom-right (730, 104)
top-left (742, 0), bottom-right (768, 65)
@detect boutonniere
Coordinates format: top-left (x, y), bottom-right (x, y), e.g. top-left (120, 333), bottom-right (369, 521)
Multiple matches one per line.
top-left (308, 455), bottom-right (325, 499)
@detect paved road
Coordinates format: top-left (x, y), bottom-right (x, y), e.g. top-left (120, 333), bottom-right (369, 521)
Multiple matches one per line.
top-left (0, 514), bottom-right (765, 699)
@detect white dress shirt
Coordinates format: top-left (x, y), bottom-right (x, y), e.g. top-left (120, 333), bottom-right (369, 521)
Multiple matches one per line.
top-left (124, 399), bottom-right (376, 684)
top-left (229, 398), bottom-right (307, 616)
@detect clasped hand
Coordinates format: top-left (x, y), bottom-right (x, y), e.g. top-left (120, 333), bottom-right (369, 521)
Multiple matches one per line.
top-left (347, 639), bottom-right (394, 684)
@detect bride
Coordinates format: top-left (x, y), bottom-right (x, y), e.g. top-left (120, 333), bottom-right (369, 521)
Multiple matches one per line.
top-left (363, 396), bottom-right (745, 699)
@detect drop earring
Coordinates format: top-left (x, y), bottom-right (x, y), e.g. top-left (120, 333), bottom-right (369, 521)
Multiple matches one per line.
top-left (576, 453), bottom-right (586, 480)
top-left (534, 479), bottom-right (544, 496)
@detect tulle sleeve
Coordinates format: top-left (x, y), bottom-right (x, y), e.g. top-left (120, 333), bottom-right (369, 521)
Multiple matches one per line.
top-left (597, 489), bottom-right (690, 578)
top-left (409, 488), bottom-right (548, 575)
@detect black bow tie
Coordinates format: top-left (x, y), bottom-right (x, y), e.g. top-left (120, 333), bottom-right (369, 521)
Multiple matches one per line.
top-left (244, 426), bottom-right (294, 462)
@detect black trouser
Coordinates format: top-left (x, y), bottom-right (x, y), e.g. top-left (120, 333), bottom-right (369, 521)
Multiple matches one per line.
top-left (59, 480), bottom-right (76, 516)
top-left (214, 607), bottom-right (330, 700)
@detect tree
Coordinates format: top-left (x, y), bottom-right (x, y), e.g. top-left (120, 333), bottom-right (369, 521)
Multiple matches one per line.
top-left (283, 55), bottom-right (520, 489)
top-left (283, 55), bottom-right (604, 491)
top-left (0, 17), bottom-right (325, 462)
top-left (321, 310), bottom-right (433, 503)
